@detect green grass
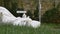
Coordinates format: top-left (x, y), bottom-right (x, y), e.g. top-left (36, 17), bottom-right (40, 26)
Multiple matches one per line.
top-left (0, 23), bottom-right (60, 34)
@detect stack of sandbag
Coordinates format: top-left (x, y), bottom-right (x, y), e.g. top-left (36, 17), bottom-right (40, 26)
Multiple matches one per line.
top-left (26, 16), bottom-right (41, 28)
top-left (0, 6), bottom-right (41, 28)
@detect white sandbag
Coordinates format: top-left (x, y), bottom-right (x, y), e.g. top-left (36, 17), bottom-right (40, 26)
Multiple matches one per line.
top-left (13, 17), bottom-right (27, 26)
top-left (26, 16), bottom-right (32, 22)
top-left (0, 7), bottom-right (15, 17)
top-left (0, 6), bottom-right (16, 23)
top-left (22, 13), bottom-right (27, 18)
top-left (31, 20), bottom-right (40, 28)
top-left (23, 16), bottom-right (41, 28)
top-left (2, 15), bottom-right (16, 23)
top-left (27, 20), bottom-right (41, 28)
